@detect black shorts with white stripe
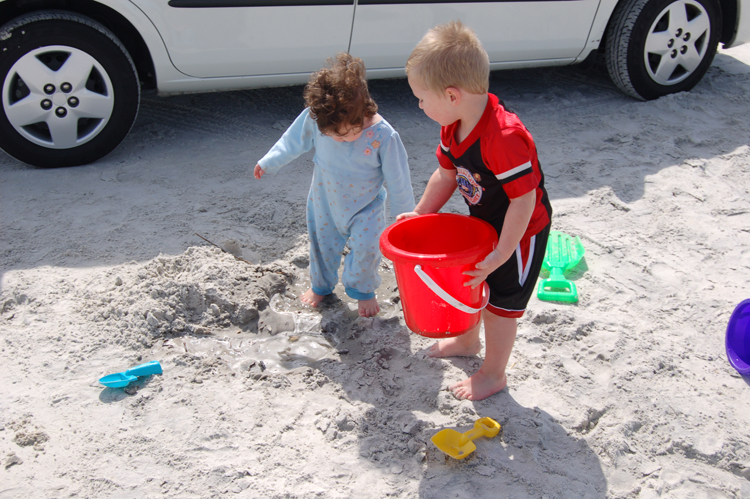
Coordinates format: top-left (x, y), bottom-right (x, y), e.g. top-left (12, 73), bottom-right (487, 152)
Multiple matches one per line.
top-left (485, 223), bottom-right (551, 319)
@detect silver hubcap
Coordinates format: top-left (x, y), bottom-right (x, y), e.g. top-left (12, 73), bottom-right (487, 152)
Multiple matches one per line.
top-left (2, 45), bottom-right (114, 149)
top-left (644, 0), bottom-right (711, 85)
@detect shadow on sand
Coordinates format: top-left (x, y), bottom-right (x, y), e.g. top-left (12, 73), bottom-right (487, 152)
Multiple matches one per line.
top-left (307, 287), bottom-right (606, 498)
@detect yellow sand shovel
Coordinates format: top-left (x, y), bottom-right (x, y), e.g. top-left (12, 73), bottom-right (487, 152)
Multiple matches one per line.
top-left (431, 417), bottom-right (501, 460)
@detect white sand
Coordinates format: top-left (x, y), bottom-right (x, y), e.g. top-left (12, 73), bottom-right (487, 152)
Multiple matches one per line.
top-left (2, 46), bottom-right (750, 498)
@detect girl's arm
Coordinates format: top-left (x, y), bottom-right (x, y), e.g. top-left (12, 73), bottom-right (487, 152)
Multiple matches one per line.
top-left (397, 166), bottom-right (457, 220)
top-left (379, 132), bottom-right (416, 217)
top-left (256, 109), bottom-right (316, 176)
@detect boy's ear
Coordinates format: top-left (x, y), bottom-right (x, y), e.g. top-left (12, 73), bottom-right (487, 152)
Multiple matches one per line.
top-left (445, 86), bottom-right (461, 105)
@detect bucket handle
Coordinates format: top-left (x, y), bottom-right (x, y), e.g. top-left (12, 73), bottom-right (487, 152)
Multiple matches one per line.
top-left (414, 264), bottom-right (490, 314)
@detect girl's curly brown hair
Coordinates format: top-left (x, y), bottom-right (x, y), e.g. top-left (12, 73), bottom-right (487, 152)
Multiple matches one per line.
top-left (303, 53), bottom-right (378, 136)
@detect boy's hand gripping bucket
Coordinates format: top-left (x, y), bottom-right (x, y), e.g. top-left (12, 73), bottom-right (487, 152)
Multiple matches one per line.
top-left (380, 214), bottom-right (498, 338)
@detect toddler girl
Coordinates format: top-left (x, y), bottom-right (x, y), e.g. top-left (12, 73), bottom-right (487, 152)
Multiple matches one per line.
top-left (254, 53), bottom-right (415, 317)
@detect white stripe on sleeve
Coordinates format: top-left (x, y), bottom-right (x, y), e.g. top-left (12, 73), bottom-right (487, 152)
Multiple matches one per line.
top-left (495, 161), bottom-right (532, 180)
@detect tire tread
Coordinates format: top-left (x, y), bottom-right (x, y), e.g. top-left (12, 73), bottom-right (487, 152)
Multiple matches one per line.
top-left (606, 0), bottom-right (650, 100)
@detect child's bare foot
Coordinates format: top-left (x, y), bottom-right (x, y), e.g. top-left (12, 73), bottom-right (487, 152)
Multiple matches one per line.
top-left (358, 297), bottom-right (380, 317)
top-left (450, 372), bottom-right (507, 401)
top-left (426, 336), bottom-right (482, 358)
top-left (300, 289), bottom-right (325, 308)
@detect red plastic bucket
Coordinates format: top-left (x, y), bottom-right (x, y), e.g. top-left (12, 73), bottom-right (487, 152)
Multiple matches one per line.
top-left (380, 214), bottom-right (498, 338)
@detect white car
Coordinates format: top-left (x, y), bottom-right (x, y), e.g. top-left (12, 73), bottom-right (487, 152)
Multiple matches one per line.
top-left (1, 0), bottom-right (748, 167)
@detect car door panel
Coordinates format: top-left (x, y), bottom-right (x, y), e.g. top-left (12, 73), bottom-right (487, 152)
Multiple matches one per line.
top-left (130, 0), bottom-right (355, 78)
top-left (349, 0), bottom-right (602, 69)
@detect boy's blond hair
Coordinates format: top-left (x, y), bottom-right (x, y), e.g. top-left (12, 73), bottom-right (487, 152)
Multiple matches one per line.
top-left (405, 20), bottom-right (489, 95)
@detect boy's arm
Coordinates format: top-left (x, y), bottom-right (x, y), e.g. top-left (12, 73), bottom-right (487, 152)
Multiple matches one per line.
top-left (379, 132), bottom-right (416, 217)
top-left (396, 166), bottom-right (457, 220)
top-left (256, 109), bottom-right (316, 176)
top-left (463, 189), bottom-right (536, 288)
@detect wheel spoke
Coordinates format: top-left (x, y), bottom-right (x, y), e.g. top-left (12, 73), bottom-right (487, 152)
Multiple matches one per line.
top-left (687, 13), bottom-right (711, 44)
top-left (654, 57), bottom-right (681, 82)
top-left (58, 51), bottom-right (97, 91)
top-left (666, 2), bottom-right (690, 31)
top-left (13, 57), bottom-right (56, 95)
top-left (73, 90), bottom-right (114, 119)
top-left (680, 45), bottom-right (705, 72)
top-left (47, 116), bottom-right (79, 148)
top-left (4, 98), bottom-right (50, 127)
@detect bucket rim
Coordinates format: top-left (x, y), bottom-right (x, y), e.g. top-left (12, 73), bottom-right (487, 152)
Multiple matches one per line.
top-left (726, 299), bottom-right (750, 375)
top-left (380, 214), bottom-right (497, 266)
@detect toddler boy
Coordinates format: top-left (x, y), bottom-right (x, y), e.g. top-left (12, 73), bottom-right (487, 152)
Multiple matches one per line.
top-left (399, 21), bottom-right (552, 400)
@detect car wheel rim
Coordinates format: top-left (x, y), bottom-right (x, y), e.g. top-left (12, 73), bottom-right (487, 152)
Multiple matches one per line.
top-left (643, 0), bottom-right (711, 86)
top-left (2, 45), bottom-right (115, 149)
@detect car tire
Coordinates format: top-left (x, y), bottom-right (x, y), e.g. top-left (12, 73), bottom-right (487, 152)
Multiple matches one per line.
top-left (605, 0), bottom-right (721, 100)
top-left (0, 11), bottom-right (140, 167)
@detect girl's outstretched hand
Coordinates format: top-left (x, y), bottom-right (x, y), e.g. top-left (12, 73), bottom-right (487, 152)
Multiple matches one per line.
top-left (396, 211), bottom-right (420, 221)
top-left (253, 164), bottom-right (265, 179)
top-left (463, 250), bottom-right (504, 289)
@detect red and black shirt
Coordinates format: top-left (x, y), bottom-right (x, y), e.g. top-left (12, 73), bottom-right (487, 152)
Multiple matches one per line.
top-left (436, 93), bottom-right (552, 240)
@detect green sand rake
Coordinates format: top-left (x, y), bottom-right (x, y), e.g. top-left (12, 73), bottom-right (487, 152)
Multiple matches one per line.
top-left (537, 231), bottom-right (585, 303)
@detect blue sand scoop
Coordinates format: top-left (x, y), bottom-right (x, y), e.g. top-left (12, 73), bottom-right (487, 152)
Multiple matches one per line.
top-left (99, 361), bottom-right (162, 388)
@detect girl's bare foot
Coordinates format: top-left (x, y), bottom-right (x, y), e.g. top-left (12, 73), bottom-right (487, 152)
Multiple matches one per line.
top-left (450, 372), bottom-right (507, 401)
top-left (358, 297), bottom-right (380, 317)
top-left (300, 289), bottom-right (325, 307)
top-left (426, 336), bottom-right (482, 358)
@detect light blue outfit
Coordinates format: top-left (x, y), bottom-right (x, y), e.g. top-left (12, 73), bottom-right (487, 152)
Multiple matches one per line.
top-left (258, 108), bottom-right (415, 301)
